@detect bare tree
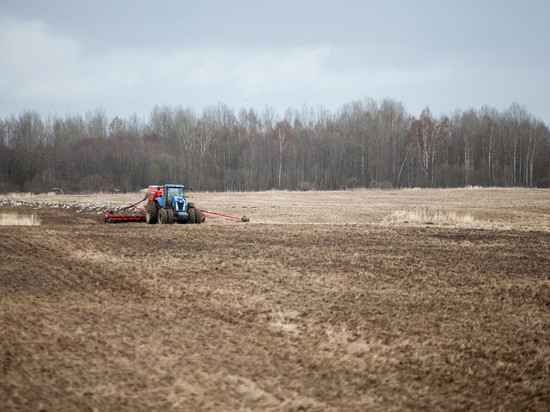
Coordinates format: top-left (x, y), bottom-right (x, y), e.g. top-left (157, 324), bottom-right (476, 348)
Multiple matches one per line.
top-left (413, 108), bottom-right (446, 187)
top-left (274, 121), bottom-right (291, 188)
top-left (527, 120), bottom-right (547, 186)
top-left (481, 106), bottom-right (498, 185)
top-left (173, 107), bottom-right (196, 154)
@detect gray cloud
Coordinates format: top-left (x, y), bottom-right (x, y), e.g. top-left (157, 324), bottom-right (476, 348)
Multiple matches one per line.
top-left (1, 1), bottom-right (549, 123)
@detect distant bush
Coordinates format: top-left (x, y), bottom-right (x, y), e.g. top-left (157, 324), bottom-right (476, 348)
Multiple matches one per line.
top-left (369, 180), bottom-right (393, 190)
top-left (534, 177), bottom-right (549, 188)
top-left (82, 174), bottom-right (109, 192)
top-left (345, 177), bottom-right (358, 190)
top-left (298, 181), bottom-right (314, 191)
top-left (0, 182), bottom-right (17, 194)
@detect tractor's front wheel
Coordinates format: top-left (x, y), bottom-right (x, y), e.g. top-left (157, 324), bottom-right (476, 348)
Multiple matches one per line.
top-left (166, 208), bottom-right (175, 224)
top-left (187, 207), bottom-right (196, 224)
top-left (159, 208), bottom-right (175, 224)
top-left (146, 201), bottom-right (158, 224)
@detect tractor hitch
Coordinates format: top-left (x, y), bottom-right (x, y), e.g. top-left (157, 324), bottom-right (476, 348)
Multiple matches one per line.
top-left (202, 210), bottom-right (249, 222)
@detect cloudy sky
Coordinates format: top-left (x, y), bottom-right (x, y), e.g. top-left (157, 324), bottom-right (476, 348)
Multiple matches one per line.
top-left (1, 0), bottom-right (549, 123)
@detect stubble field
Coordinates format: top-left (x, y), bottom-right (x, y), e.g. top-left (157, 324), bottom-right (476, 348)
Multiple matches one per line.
top-left (1, 188), bottom-right (549, 410)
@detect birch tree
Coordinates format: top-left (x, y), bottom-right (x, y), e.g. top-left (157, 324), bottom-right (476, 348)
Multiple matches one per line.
top-left (274, 121), bottom-right (291, 189)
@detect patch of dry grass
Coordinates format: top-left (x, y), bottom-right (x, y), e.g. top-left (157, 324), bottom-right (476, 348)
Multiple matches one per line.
top-left (0, 212), bottom-right (41, 226)
top-left (5, 192), bottom-right (36, 199)
top-left (388, 209), bottom-right (476, 225)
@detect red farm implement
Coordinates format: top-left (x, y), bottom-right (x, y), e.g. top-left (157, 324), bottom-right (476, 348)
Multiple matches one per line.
top-left (104, 208), bottom-right (146, 223)
top-left (103, 196), bottom-right (147, 223)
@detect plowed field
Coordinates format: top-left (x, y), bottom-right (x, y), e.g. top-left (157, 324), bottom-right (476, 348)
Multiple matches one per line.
top-left (1, 188), bottom-right (549, 410)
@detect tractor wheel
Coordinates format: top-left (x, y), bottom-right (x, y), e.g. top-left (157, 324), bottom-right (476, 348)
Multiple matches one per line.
top-left (187, 207), bottom-right (196, 224)
top-left (166, 208), bottom-right (175, 224)
top-left (194, 209), bottom-right (202, 224)
top-left (146, 201), bottom-right (158, 224)
top-left (188, 202), bottom-right (195, 208)
top-left (159, 208), bottom-right (167, 224)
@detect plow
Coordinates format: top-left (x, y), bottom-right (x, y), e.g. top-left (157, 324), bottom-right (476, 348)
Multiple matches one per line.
top-left (104, 196), bottom-right (147, 223)
top-left (104, 185), bottom-right (249, 224)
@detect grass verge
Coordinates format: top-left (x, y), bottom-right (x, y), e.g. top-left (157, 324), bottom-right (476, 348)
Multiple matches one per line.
top-left (0, 212), bottom-right (41, 226)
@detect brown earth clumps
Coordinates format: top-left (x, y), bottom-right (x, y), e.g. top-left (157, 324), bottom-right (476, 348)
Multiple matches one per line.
top-left (1, 188), bottom-right (549, 410)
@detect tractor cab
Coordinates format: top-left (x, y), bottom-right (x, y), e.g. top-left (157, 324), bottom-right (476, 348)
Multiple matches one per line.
top-left (163, 185), bottom-right (186, 212)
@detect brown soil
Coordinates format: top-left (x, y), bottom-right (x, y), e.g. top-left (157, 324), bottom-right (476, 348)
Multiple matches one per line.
top-left (1, 189), bottom-right (549, 410)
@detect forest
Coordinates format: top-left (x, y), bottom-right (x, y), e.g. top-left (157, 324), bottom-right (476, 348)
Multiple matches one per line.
top-left (0, 99), bottom-right (549, 193)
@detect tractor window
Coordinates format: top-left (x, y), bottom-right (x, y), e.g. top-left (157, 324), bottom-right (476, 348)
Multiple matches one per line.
top-left (166, 187), bottom-right (184, 205)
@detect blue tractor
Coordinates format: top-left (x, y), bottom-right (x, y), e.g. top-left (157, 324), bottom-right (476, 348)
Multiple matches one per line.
top-left (145, 184), bottom-right (202, 224)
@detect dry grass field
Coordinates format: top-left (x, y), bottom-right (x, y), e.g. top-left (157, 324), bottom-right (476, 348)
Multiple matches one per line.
top-left (1, 188), bottom-right (549, 410)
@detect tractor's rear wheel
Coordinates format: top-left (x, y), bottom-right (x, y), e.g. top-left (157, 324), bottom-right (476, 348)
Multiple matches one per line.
top-left (187, 207), bottom-right (196, 224)
top-left (194, 209), bottom-right (202, 224)
top-left (159, 208), bottom-right (167, 224)
top-left (146, 201), bottom-right (158, 224)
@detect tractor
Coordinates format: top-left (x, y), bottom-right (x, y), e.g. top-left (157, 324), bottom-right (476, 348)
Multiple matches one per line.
top-left (145, 184), bottom-right (202, 224)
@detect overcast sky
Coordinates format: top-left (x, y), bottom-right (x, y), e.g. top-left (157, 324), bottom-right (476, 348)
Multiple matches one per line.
top-left (1, 0), bottom-right (549, 123)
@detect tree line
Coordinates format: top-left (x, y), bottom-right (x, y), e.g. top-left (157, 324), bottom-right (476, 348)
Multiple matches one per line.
top-left (1, 99), bottom-right (549, 193)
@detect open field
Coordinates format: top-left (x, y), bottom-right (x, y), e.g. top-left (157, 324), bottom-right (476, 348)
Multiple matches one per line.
top-left (1, 188), bottom-right (549, 410)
